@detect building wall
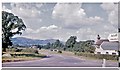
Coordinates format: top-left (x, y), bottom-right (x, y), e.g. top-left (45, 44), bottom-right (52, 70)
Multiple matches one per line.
top-left (94, 45), bottom-right (118, 55)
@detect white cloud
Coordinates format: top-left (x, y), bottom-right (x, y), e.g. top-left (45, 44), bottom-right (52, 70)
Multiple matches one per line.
top-left (51, 3), bottom-right (117, 41)
top-left (25, 25), bottom-right (59, 34)
top-left (101, 3), bottom-right (118, 28)
top-left (100, 3), bottom-right (116, 13)
top-left (103, 25), bottom-right (116, 31)
top-left (2, 5), bottom-right (12, 13)
top-left (52, 3), bottom-right (104, 29)
top-left (75, 28), bottom-right (97, 41)
top-left (3, 3), bottom-right (118, 42)
top-left (52, 3), bottom-right (85, 19)
top-left (2, 3), bottom-right (43, 18)
top-left (25, 28), bottom-right (36, 33)
top-left (22, 25), bottom-right (60, 40)
top-left (76, 28), bottom-right (96, 34)
top-left (40, 25), bottom-right (58, 30)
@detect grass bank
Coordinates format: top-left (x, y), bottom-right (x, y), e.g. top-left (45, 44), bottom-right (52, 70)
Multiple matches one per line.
top-left (2, 50), bottom-right (46, 63)
top-left (74, 52), bottom-right (118, 61)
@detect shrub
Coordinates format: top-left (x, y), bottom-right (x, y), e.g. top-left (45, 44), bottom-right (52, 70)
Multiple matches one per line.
top-left (6, 48), bottom-right (23, 52)
top-left (15, 49), bottom-right (23, 52)
top-left (50, 49), bottom-right (53, 51)
top-left (58, 50), bottom-right (62, 53)
top-left (6, 48), bottom-right (17, 52)
top-left (21, 48), bottom-right (39, 54)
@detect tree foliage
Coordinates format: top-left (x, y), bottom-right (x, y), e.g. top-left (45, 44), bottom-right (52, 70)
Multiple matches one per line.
top-left (43, 39), bottom-right (64, 50)
top-left (53, 40), bottom-right (63, 49)
top-left (44, 42), bottom-right (51, 49)
top-left (79, 41), bottom-right (95, 53)
top-left (65, 36), bottom-right (95, 53)
top-left (2, 11), bottom-right (26, 51)
top-left (65, 36), bottom-right (77, 48)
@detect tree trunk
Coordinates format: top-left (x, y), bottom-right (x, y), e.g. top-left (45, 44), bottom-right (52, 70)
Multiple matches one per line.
top-left (2, 43), bottom-right (8, 52)
top-left (3, 48), bottom-right (6, 52)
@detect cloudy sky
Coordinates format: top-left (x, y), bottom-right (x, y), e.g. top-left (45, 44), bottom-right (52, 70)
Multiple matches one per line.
top-left (2, 3), bottom-right (118, 42)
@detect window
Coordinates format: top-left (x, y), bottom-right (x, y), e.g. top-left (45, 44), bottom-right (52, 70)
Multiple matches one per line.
top-left (97, 52), bottom-right (101, 54)
top-left (106, 52), bottom-right (109, 54)
top-left (112, 53), bottom-right (116, 55)
top-left (97, 46), bottom-right (100, 48)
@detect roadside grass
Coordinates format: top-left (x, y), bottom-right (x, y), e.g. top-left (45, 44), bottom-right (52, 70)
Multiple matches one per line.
top-left (74, 52), bottom-right (118, 62)
top-left (2, 57), bottom-right (39, 63)
top-left (40, 49), bottom-right (74, 55)
top-left (2, 51), bottom-right (46, 63)
top-left (39, 49), bottom-right (89, 60)
top-left (39, 49), bottom-right (118, 62)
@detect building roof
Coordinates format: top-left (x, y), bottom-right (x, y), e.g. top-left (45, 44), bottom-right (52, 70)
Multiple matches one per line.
top-left (95, 39), bottom-right (109, 46)
top-left (101, 42), bottom-right (119, 50)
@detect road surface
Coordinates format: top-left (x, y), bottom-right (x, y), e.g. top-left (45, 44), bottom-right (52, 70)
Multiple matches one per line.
top-left (2, 50), bottom-right (118, 67)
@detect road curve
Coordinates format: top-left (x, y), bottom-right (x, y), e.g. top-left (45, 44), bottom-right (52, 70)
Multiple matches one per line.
top-left (2, 51), bottom-right (118, 67)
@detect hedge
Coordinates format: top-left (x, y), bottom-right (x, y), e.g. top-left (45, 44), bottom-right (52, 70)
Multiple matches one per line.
top-left (74, 52), bottom-right (118, 60)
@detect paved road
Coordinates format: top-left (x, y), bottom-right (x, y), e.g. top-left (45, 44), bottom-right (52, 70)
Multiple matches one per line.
top-left (2, 51), bottom-right (118, 67)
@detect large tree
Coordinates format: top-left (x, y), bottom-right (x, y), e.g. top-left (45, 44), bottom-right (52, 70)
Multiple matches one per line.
top-left (2, 11), bottom-right (26, 51)
top-left (65, 36), bottom-right (77, 48)
top-left (53, 40), bottom-right (63, 49)
top-left (77, 41), bottom-right (95, 53)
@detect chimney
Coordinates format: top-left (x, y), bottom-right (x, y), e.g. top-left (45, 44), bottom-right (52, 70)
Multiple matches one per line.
top-left (97, 35), bottom-right (101, 40)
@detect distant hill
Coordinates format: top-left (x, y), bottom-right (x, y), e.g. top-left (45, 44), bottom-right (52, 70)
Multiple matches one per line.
top-left (11, 37), bottom-right (58, 46)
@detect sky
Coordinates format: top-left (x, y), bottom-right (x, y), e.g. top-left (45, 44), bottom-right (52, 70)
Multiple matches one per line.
top-left (2, 3), bottom-right (118, 42)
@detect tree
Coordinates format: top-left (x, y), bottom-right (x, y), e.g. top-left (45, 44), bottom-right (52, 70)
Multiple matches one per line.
top-left (86, 40), bottom-right (95, 45)
top-left (2, 11), bottom-right (26, 51)
top-left (79, 41), bottom-right (95, 53)
top-left (52, 40), bottom-right (63, 49)
top-left (73, 42), bottom-right (81, 52)
top-left (65, 36), bottom-right (77, 48)
top-left (44, 42), bottom-right (51, 49)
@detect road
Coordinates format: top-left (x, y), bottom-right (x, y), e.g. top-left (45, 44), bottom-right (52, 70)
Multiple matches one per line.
top-left (2, 50), bottom-right (118, 67)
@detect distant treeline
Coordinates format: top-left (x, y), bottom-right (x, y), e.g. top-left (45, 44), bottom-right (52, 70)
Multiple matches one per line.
top-left (35, 36), bottom-right (95, 53)
top-left (13, 36), bottom-right (95, 53)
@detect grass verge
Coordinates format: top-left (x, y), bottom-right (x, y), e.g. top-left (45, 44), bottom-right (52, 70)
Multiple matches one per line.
top-left (2, 52), bottom-right (46, 63)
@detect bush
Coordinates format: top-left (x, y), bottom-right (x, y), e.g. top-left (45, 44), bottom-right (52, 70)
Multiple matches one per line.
top-left (74, 52), bottom-right (118, 60)
top-left (21, 48), bottom-right (39, 54)
top-left (6, 48), bottom-right (23, 52)
top-left (58, 50), bottom-right (62, 53)
top-left (6, 48), bottom-right (17, 52)
top-left (15, 49), bottom-right (23, 52)
top-left (50, 49), bottom-right (53, 51)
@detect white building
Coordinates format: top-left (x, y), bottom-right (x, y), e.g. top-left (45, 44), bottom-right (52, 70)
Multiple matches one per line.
top-left (94, 42), bottom-right (118, 55)
top-left (94, 34), bottom-right (119, 55)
